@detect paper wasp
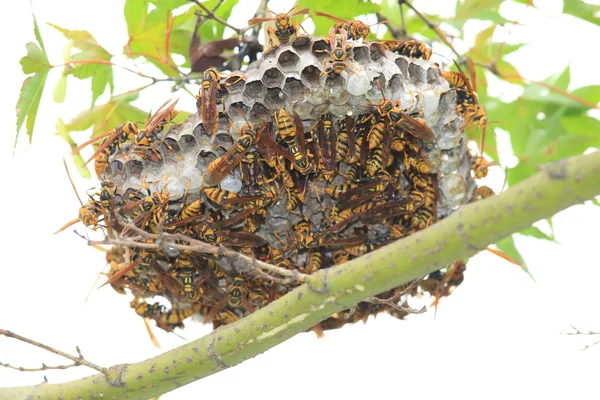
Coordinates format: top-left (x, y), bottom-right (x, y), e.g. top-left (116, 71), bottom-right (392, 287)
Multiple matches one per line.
top-left (70, 122), bottom-right (139, 177)
top-left (314, 11), bottom-right (380, 41)
top-left (382, 40), bottom-right (432, 60)
top-left (205, 123), bottom-right (260, 186)
top-left (314, 113), bottom-right (337, 180)
top-left (203, 187), bottom-right (262, 209)
top-left (199, 68), bottom-right (222, 136)
top-left (133, 99), bottom-right (181, 161)
top-left (131, 298), bottom-right (197, 332)
top-left (322, 27), bottom-right (357, 78)
top-left (247, 6), bottom-right (309, 49)
top-left (274, 109), bottom-right (312, 174)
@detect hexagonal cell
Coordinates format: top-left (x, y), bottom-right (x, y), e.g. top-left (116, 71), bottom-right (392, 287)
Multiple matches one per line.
top-left (294, 101), bottom-right (313, 118)
top-left (242, 80), bottom-right (267, 104)
top-left (261, 67), bottom-right (285, 88)
top-left (325, 75), bottom-right (350, 106)
top-left (394, 56), bottom-right (409, 76)
top-left (352, 45), bottom-right (369, 64)
top-left (250, 102), bottom-right (271, 122)
top-left (300, 65), bottom-right (322, 88)
top-left (282, 77), bottom-right (310, 103)
top-left (369, 42), bottom-right (385, 63)
top-left (122, 159), bottom-right (139, 177)
top-left (365, 75), bottom-right (388, 102)
top-left (388, 74), bottom-right (404, 97)
top-left (311, 102), bottom-right (330, 117)
top-left (329, 103), bottom-right (352, 117)
top-left (277, 50), bottom-right (300, 72)
top-left (179, 134), bottom-right (197, 150)
top-left (225, 73), bottom-right (246, 95)
top-left (197, 150), bottom-right (217, 173)
top-left (161, 138), bottom-right (181, 160)
top-left (311, 38), bottom-right (329, 58)
top-left (408, 63), bottom-right (427, 84)
top-left (263, 87), bottom-right (287, 110)
top-left (292, 35), bottom-right (312, 51)
top-left (426, 67), bottom-right (440, 84)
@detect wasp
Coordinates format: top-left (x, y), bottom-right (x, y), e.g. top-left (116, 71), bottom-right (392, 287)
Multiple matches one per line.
top-left (293, 219), bottom-right (315, 249)
top-left (133, 99), bottom-right (180, 161)
top-left (194, 224), bottom-right (266, 248)
top-left (70, 122), bottom-right (138, 177)
top-left (247, 6), bottom-right (309, 50)
top-left (322, 27), bottom-right (357, 78)
top-left (441, 60), bottom-right (488, 137)
top-left (206, 124), bottom-right (259, 185)
top-left (131, 298), bottom-right (196, 332)
top-left (314, 11), bottom-right (380, 41)
top-left (274, 110), bottom-right (312, 174)
top-left (199, 68), bottom-right (222, 136)
top-left (314, 113), bottom-right (337, 180)
top-left (227, 275), bottom-right (251, 309)
top-left (382, 40), bottom-right (432, 60)
top-left (475, 185), bottom-right (495, 200)
top-left (171, 254), bottom-right (211, 302)
top-left (203, 187), bottom-right (262, 209)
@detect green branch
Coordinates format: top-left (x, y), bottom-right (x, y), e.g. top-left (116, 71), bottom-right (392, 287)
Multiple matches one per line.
top-left (3, 151), bottom-right (600, 400)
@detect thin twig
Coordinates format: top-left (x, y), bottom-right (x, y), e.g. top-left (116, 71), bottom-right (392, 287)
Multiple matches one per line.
top-left (376, 12), bottom-right (403, 40)
top-left (364, 297), bottom-right (426, 314)
top-left (399, 0), bottom-right (463, 60)
top-left (0, 330), bottom-right (109, 375)
top-left (190, 0), bottom-right (242, 34)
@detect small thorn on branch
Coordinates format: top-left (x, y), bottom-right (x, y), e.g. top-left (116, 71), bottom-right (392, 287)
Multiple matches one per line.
top-left (0, 329), bottom-right (109, 375)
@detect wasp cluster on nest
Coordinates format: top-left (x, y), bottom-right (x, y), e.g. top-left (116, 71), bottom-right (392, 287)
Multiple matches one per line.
top-left (67, 8), bottom-right (493, 337)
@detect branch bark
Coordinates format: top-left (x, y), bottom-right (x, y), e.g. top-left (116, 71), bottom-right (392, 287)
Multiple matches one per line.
top-left (3, 150), bottom-right (600, 400)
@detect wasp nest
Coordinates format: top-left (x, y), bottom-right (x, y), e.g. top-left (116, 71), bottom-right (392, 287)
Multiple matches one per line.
top-left (76, 32), bottom-right (487, 335)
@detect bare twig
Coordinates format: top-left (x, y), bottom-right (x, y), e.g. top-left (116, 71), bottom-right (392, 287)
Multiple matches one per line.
top-left (399, 0), bottom-right (462, 60)
top-left (563, 325), bottom-right (600, 350)
top-left (376, 12), bottom-right (404, 40)
top-left (364, 297), bottom-right (426, 314)
top-left (85, 222), bottom-right (306, 283)
top-left (0, 330), bottom-right (109, 375)
top-left (190, 0), bottom-right (242, 34)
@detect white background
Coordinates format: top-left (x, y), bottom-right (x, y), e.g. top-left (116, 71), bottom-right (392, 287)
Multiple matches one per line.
top-left (1, 0), bottom-right (599, 399)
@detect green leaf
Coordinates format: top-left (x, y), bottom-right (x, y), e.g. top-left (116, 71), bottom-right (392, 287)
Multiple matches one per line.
top-left (571, 85), bottom-right (600, 106)
top-left (560, 115), bottom-right (600, 137)
top-left (55, 119), bottom-right (91, 179)
top-left (455, 0), bottom-right (504, 22)
top-left (563, 0), bottom-right (600, 27)
top-left (20, 42), bottom-right (50, 74)
top-left (474, 24), bottom-right (495, 50)
top-left (16, 14), bottom-right (50, 146)
top-left (91, 65), bottom-right (114, 107)
top-left (16, 72), bottom-right (48, 145)
top-left (150, 0), bottom-right (190, 9)
top-left (53, 72), bottom-right (68, 103)
top-left (520, 226), bottom-right (557, 243)
top-left (300, 0), bottom-right (379, 37)
top-left (124, 0), bottom-right (148, 37)
top-left (591, 198), bottom-right (600, 207)
top-left (495, 235), bottom-right (535, 281)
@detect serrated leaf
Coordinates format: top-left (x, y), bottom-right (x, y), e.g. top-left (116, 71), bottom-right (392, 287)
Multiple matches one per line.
top-left (91, 65), bottom-right (114, 107)
top-left (16, 72), bottom-right (48, 145)
top-left (571, 85), bottom-right (600, 106)
top-left (455, 0), bottom-right (504, 22)
top-left (55, 119), bottom-right (91, 179)
top-left (150, 0), bottom-right (189, 9)
top-left (300, 0), bottom-right (379, 36)
top-left (563, 0), bottom-right (600, 27)
top-left (520, 226), bottom-right (557, 243)
top-left (474, 24), bottom-right (495, 50)
top-left (53, 72), bottom-right (68, 103)
top-left (125, 0), bottom-right (148, 37)
top-left (495, 235), bottom-right (535, 281)
top-left (20, 42), bottom-right (50, 74)
top-left (560, 115), bottom-right (600, 137)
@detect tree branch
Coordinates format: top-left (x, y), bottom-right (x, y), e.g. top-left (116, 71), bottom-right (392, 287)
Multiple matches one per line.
top-left (3, 150), bottom-right (600, 399)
